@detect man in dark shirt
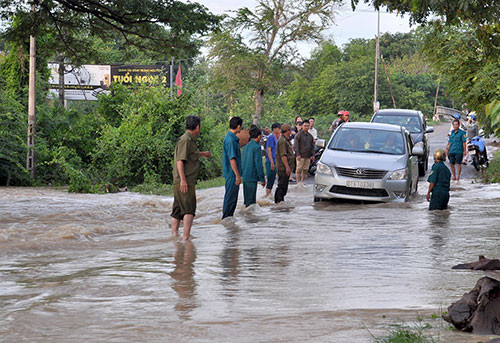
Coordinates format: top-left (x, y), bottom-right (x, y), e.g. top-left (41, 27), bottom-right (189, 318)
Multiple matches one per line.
top-left (171, 116), bottom-right (211, 240)
top-left (222, 116), bottom-right (243, 219)
top-left (275, 124), bottom-right (296, 203)
top-left (293, 119), bottom-right (315, 185)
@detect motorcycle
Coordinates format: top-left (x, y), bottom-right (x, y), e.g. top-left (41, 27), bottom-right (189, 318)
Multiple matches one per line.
top-left (467, 136), bottom-right (489, 171)
top-left (308, 145), bottom-right (324, 176)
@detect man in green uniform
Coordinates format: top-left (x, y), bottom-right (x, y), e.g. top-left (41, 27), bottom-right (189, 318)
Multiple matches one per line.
top-left (242, 125), bottom-right (266, 207)
top-left (275, 124), bottom-right (296, 203)
top-left (171, 116), bottom-right (211, 240)
top-left (426, 149), bottom-right (451, 210)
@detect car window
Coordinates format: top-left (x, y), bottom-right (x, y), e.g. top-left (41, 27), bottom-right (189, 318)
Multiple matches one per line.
top-left (329, 128), bottom-right (405, 155)
top-left (372, 114), bottom-right (422, 133)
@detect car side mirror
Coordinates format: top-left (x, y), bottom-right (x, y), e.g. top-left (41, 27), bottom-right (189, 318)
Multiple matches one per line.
top-left (411, 145), bottom-right (424, 156)
top-left (316, 139), bottom-right (325, 149)
top-left (425, 126), bottom-right (434, 133)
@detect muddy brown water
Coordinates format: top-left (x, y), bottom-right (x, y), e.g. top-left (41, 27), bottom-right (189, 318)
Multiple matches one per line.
top-left (1, 123), bottom-right (500, 342)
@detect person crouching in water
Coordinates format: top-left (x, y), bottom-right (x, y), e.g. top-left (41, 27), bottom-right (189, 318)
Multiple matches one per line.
top-left (426, 149), bottom-right (451, 210)
top-left (242, 125), bottom-right (266, 207)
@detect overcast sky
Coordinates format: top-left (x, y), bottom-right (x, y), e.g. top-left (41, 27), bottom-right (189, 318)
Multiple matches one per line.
top-left (196, 0), bottom-right (414, 57)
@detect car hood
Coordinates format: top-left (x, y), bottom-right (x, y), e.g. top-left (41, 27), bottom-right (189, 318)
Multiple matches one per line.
top-left (321, 150), bottom-right (408, 171)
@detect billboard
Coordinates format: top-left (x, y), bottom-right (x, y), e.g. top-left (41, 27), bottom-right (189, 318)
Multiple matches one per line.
top-left (48, 63), bottom-right (111, 101)
top-left (49, 64), bottom-right (171, 101)
top-left (110, 65), bottom-right (170, 86)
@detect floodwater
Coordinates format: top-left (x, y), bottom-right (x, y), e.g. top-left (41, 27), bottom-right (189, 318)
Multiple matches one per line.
top-left (2, 124), bottom-right (500, 342)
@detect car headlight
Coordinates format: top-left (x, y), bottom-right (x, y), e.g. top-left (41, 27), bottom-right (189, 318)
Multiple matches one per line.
top-left (389, 168), bottom-right (407, 180)
top-left (317, 162), bottom-right (332, 175)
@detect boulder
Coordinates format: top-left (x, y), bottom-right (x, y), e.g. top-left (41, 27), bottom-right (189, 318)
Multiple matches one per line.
top-left (444, 277), bottom-right (500, 334)
top-left (452, 256), bottom-right (500, 270)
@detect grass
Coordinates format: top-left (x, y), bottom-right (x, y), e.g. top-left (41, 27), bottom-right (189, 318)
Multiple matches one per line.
top-left (372, 323), bottom-right (439, 343)
top-left (131, 177), bottom-right (225, 196)
top-left (481, 150), bottom-right (500, 183)
top-left (370, 313), bottom-right (445, 343)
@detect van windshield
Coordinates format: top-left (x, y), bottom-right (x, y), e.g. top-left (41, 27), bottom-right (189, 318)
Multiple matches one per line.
top-left (329, 128), bottom-right (405, 155)
top-left (372, 114), bottom-right (422, 133)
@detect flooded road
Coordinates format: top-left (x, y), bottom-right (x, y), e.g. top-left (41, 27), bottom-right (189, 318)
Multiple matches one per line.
top-left (1, 123), bottom-right (500, 342)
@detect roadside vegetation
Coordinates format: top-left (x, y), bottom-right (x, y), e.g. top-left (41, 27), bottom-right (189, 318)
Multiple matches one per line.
top-left (0, 0), bottom-right (499, 192)
top-left (481, 150), bottom-right (500, 184)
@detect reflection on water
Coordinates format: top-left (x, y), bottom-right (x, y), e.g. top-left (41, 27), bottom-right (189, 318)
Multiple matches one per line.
top-left (1, 181), bottom-right (500, 342)
top-left (169, 241), bottom-right (197, 320)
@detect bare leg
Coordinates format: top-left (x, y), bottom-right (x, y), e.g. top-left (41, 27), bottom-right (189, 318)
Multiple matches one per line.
top-left (265, 188), bottom-right (272, 197)
top-left (456, 163), bottom-right (462, 181)
top-left (171, 217), bottom-right (180, 236)
top-left (302, 170), bottom-right (308, 184)
top-left (450, 164), bottom-right (456, 180)
top-left (182, 214), bottom-right (194, 241)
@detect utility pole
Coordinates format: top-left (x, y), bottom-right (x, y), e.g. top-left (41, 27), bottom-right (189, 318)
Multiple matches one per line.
top-left (373, 9), bottom-right (380, 113)
top-left (381, 54), bottom-right (396, 108)
top-left (170, 56), bottom-right (174, 97)
top-left (26, 4), bottom-right (37, 179)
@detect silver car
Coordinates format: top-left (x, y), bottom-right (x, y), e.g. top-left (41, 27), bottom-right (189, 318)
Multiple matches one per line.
top-left (313, 122), bottom-right (423, 203)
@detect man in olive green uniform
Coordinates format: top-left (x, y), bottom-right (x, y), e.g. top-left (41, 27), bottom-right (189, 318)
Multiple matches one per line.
top-left (426, 149), bottom-right (451, 210)
top-left (171, 116), bottom-right (211, 240)
top-left (275, 124), bottom-right (296, 203)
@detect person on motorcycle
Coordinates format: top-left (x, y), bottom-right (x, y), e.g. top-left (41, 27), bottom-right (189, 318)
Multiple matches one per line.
top-left (331, 110), bottom-right (350, 131)
top-left (465, 113), bottom-right (479, 164)
top-left (426, 149), bottom-right (451, 210)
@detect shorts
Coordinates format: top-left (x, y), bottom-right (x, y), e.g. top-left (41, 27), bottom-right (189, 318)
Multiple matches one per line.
top-left (448, 152), bottom-right (463, 165)
top-left (296, 157), bottom-right (311, 174)
top-left (171, 184), bottom-right (196, 219)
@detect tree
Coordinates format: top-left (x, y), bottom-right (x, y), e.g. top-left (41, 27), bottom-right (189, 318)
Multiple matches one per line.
top-left (2, 0), bottom-right (221, 58)
top-left (0, 0), bottom-right (221, 179)
top-left (229, 0), bottom-right (342, 125)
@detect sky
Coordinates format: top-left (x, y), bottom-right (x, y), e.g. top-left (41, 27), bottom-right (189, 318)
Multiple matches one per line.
top-left (196, 0), bottom-right (414, 58)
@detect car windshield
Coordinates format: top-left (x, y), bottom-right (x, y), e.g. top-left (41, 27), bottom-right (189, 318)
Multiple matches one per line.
top-left (329, 128), bottom-right (405, 155)
top-left (372, 114), bottom-right (422, 133)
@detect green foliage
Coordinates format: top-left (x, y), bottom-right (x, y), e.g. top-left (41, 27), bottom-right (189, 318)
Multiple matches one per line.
top-left (287, 31), bottom-right (443, 125)
top-left (421, 23), bottom-right (500, 135)
top-left (481, 150), bottom-right (500, 184)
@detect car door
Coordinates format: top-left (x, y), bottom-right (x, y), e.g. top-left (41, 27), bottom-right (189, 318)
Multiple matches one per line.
top-left (406, 132), bottom-right (419, 191)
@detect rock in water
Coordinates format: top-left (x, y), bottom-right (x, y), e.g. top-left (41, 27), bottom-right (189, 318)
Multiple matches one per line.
top-left (452, 255), bottom-right (500, 270)
top-left (444, 276), bottom-right (500, 334)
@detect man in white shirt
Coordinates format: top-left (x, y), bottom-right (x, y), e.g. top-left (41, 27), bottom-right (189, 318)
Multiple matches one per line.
top-left (309, 117), bottom-right (318, 141)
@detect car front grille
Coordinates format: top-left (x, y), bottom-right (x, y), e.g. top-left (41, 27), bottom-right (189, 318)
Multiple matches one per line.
top-left (329, 185), bottom-right (389, 197)
top-left (335, 167), bottom-right (387, 179)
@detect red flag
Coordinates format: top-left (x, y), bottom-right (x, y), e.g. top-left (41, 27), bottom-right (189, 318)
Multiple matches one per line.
top-left (175, 63), bottom-right (182, 96)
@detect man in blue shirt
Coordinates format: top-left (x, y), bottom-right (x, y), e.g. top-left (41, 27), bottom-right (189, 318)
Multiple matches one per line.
top-left (265, 122), bottom-right (280, 197)
top-left (445, 119), bottom-right (467, 181)
top-left (242, 125), bottom-right (266, 207)
top-left (222, 116), bottom-right (243, 219)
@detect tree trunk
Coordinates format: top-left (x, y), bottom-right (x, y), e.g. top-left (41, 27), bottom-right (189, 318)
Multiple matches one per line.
top-left (58, 54), bottom-right (65, 107)
top-left (254, 88), bottom-right (263, 125)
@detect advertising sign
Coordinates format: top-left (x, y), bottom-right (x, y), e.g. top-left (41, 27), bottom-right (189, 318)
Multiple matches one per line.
top-left (48, 63), bottom-right (111, 101)
top-left (48, 63), bottom-right (171, 101)
top-left (110, 65), bottom-right (170, 86)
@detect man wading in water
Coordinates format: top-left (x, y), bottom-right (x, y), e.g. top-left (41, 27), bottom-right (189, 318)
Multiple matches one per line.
top-left (171, 116), bottom-right (211, 240)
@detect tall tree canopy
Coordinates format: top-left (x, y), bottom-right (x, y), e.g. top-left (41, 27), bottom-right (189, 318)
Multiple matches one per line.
top-left (1, 0), bottom-right (222, 59)
top-left (225, 0), bottom-right (343, 125)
